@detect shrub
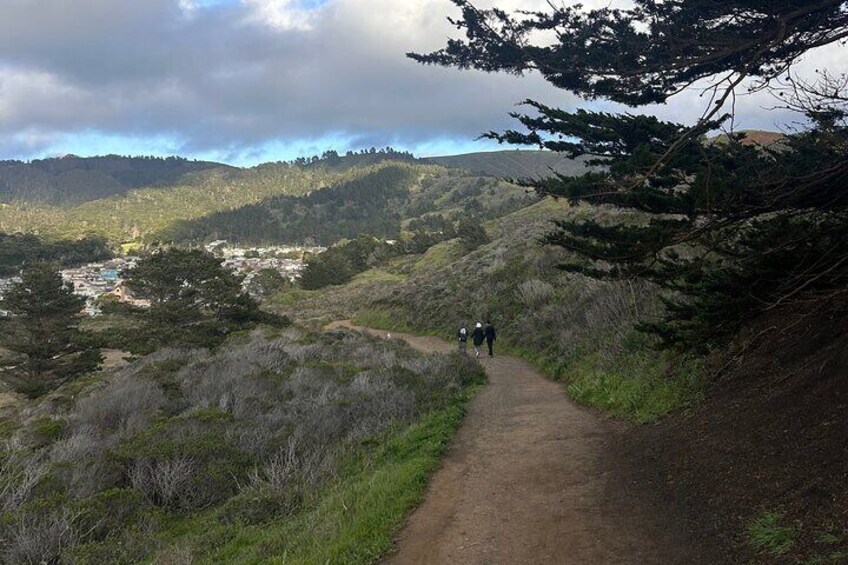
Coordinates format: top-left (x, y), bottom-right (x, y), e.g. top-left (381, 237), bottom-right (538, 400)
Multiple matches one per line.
top-left (74, 488), bottom-right (146, 542)
top-left (73, 375), bottom-right (166, 438)
top-left (0, 455), bottom-right (47, 514)
top-left (1, 498), bottom-right (82, 565)
top-left (516, 279), bottom-right (554, 307)
top-left (129, 457), bottom-right (197, 509)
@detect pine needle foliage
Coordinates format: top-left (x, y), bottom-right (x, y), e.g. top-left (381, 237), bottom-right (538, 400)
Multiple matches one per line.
top-left (412, 0), bottom-right (848, 351)
top-left (0, 263), bottom-right (102, 396)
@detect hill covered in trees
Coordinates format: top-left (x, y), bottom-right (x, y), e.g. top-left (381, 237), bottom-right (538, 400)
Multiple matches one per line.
top-left (0, 155), bottom-right (232, 206)
top-left (0, 164), bottom-right (378, 244)
top-left (424, 150), bottom-right (594, 179)
top-left (163, 163), bottom-right (532, 246)
top-left (0, 150), bottom-right (576, 247)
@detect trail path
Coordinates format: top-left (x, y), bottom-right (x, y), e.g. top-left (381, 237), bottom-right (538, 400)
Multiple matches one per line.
top-left (328, 322), bottom-right (709, 565)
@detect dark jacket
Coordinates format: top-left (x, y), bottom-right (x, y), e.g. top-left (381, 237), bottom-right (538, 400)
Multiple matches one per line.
top-left (457, 327), bottom-right (468, 342)
top-left (472, 326), bottom-right (485, 346)
top-left (484, 324), bottom-right (496, 342)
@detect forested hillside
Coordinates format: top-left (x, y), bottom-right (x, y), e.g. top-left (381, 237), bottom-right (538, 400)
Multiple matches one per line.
top-left (0, 155), bottom-right (231, 205)
top-left (0, 150), bottom-right (567, 247)
top-left (0, 233), bottom-right (112, 276)
top-left (164, 163), bottom-right (533, 245)
top-left (0, 164), bottom-right (372, 244)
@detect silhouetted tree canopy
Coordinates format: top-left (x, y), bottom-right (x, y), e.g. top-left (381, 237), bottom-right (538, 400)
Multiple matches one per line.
top-left (413, 1), bottom-right (848, 350)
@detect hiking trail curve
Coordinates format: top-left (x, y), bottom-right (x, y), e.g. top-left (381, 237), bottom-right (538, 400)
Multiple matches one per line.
top-left (327, 321), bottom-right (714, 565)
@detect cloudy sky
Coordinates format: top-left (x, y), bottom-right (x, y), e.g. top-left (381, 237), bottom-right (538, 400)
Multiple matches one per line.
top-left (1, 0), bottom-right (846, 165)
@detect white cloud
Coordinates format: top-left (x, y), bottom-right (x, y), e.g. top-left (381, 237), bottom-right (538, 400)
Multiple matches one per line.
top-left (241, 0), bottom-right (320, 31)
top-left (0, 0), bottom-right (845, 161)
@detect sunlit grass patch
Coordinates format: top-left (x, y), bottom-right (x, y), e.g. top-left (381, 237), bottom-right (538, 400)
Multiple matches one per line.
top-left (413, 240), bottom-right (463, 272)
top-left (350, 269), bottom-right (407, 285)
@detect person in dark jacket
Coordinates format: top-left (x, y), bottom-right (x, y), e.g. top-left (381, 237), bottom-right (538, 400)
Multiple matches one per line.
top-left (471, 322), bottom-right (485, 358)
top-left (457, 325), bottom-right (469, 355)
top-left (484, 320), bottom-right (496, 357)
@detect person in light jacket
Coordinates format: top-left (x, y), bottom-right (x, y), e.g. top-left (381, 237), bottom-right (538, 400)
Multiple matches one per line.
top-left (457, 324), bottom-right (469, 355)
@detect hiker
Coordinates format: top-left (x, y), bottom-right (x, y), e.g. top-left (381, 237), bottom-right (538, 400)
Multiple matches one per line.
top-left (484, 320), bottom-right (496, 357)
top-left (471, 322), bottom-right (485, 358)
top-left (457, 324), bottom-right (469, 355)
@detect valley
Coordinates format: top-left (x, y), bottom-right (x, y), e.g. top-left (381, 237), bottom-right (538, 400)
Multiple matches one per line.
top-left (0, 146), bottom-right (844, 564)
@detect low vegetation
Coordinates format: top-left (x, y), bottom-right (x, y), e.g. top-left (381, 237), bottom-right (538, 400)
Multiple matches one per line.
top-left (273, 198), bottom-right (705, 424)
top-left (748, 512), bottom-right (797, 557)
top-left (0, 328), bottom-right (484, 563)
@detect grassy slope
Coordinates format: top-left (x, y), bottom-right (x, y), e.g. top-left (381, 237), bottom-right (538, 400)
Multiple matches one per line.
top-left (274, 197), bottom-right (705, 424)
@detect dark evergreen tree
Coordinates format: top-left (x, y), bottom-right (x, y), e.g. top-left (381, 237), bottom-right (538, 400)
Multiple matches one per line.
top-left (413, 1), bottom-right (848, 351)
top-left (299, 236), bottom-right (400, 290)
top-left (0, 233), bottom-right (112, 277)
top-left (0, 263), bottom-right (102, 397)
top-left (246, 268), bottom-right (291, 299)
top-left (456, 217), bottom-right (490, 252)
top-left (124, 249), bottom-right (267, 350)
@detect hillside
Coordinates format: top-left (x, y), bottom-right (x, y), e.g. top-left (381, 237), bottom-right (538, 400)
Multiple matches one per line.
top-left (0, 163), bottom-right (378, 244)
top-left (268, 193), bottom-right (848, 563)
top-left (0, 155), bottom-right (232, 206)
top-left (0, 150), bottom-right (572, 246)
top-left (424, 150), bottom-right (594, 179)
top-left (164, 164), bottom-right (533, 246)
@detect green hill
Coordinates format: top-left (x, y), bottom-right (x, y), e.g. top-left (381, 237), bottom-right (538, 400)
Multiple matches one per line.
top-left (0, 155), bottom-right (233, 205)
top-left (0, 149), bottom-right (589, 247)
top-left (163, 163), bottom-right (533, 246)
top-left (0, 163), bottom-right (376, 243)
top-left (424, 150), bottom-right (594, 179)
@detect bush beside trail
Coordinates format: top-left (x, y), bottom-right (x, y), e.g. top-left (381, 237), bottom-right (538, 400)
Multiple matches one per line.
top-left (0, 327), bottom-right (484, 564)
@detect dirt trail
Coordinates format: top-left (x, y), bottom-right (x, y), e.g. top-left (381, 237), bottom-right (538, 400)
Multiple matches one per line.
top-left (327, 322), bottom-right (713, 565)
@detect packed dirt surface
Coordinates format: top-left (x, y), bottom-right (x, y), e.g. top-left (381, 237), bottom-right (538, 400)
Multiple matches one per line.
top-left (625, 300), bottom-right (848, 563)
top-left (327, 322), bottom-right (719, 565)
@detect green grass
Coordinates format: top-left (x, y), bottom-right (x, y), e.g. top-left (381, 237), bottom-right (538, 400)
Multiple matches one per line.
top-left (353, 308), bottom-right (423, 335)
top-left (564, 351), bottom-right (705, 424)
top-left (269, 287), bottom-right (322, 308)
top-left (150, 393), bottom-right (478, 564)
top-left (748, 511), bottom-right (797, 557)
top-left (350, 269), bottom-right (407, 285)
top-left (413, 240), bottom-right (463, 273)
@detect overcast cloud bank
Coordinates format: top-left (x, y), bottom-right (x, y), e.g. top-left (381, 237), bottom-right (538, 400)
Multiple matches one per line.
top-left (1, 0), bottom-right (845, 165)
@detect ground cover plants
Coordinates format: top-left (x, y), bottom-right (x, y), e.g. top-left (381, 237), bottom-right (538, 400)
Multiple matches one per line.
top-left (0, 327), bottom-right (484, 563)
top-left (269, 197), bottom-right (706, 424)
top-left (343, 199), bottom-right (707, 424)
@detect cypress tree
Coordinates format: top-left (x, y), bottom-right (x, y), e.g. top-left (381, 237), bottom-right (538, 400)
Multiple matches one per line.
top-left (0, 263), bottom-right (102, 396)
top-left (412, 1), bottom-right (848, 351)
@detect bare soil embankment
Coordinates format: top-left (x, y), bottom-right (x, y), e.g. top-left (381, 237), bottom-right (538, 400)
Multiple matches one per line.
top-left (622, 300), bottom-right (848, 562)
